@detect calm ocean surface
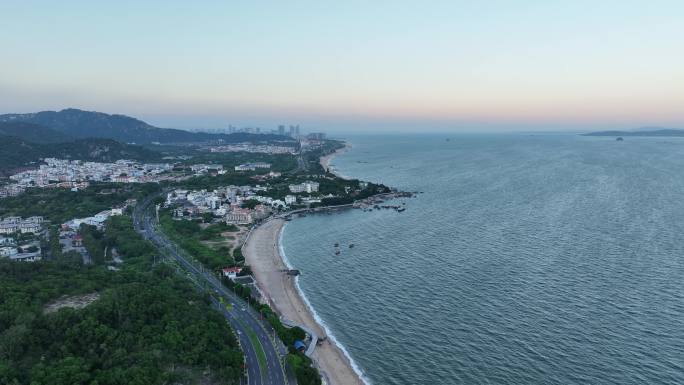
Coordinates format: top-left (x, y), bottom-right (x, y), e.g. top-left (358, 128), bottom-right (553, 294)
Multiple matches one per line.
top-left (281, 134), bottom-right (684, 385)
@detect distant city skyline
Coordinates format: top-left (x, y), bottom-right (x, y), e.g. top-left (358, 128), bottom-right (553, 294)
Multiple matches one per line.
top-left (1, 1), bottom-right (683, 132)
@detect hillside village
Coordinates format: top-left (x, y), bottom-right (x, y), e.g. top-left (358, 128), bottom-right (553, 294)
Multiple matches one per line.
top-left (0, 132), bottom-right (385, 268)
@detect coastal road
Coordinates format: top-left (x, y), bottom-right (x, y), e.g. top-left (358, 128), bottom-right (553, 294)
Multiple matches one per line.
top-left (133, 195), bottom-right (290, 385)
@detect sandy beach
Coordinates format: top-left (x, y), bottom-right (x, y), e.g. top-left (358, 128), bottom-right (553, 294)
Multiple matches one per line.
top-left (244, 218), bottom-right (365, 385)
top-left (320, 142), bottom-right (351, 173)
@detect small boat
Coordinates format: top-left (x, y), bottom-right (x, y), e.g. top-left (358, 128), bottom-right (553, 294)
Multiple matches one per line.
top-left (334, 243), bottom-right (339, 247)
top-left (349, 244), bottom-right (354, 248)
top-left (335, 250), bottom-right (340, 255)
top-left (397, 208), bottom-right (406, 212)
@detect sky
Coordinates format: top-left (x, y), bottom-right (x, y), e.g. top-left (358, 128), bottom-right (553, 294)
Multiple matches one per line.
top-left (1, 0), bottom-right (683, 133)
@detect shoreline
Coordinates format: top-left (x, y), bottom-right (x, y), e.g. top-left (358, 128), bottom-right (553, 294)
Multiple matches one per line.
top-left (243, 140), bottom-right (371, 385)
top-left (243, 217), bottom-right (368, 385)
top-left (277, 223), bottom-right (371, 385)
top-left (320, 142), bottom-right (351, 176)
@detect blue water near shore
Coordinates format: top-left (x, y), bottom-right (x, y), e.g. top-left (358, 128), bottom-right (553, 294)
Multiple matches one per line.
top-left (280, 134), bottom-right (684, 385)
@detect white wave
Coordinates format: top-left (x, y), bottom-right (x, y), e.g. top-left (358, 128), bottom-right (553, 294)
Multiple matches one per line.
top-left (278, 222), bottom-right (372, 385)
top-left (324, 142), bottom-right (354, 180)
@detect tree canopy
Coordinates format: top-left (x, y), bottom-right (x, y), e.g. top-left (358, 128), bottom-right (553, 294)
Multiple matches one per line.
top-left (0, 215), bottom-right (244, 385)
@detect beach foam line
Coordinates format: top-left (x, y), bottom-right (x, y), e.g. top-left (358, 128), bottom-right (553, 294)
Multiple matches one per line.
top-left (278, 222), bottom-right (372, 385)
top-left (323, 142), bottom-right (353, 180)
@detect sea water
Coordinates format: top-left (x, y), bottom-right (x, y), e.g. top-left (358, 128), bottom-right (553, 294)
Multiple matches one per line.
top-left (280, 133), bottom-right (684, 385)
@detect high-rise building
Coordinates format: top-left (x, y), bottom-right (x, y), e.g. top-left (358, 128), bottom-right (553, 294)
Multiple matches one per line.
top-left (278, 125), bottom-right (285, 135)
top-left (307, 132), bottom-right (326, 141)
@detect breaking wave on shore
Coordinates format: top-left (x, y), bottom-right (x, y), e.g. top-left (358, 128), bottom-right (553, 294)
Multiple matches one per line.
top-left (278, 223), bottom-right (372, 385)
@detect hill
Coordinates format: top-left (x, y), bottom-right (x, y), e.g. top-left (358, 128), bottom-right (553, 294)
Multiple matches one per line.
top-left (0, 135), bottom-right (160, 177)
top-left (584, 127), bottom-right (684, 137)
top-left (0, 121), bottom-right (73, 143)
top-left (0, 108), bottom-right (295, 144)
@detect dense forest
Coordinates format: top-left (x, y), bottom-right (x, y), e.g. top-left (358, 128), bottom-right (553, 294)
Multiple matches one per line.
top-left (0, 215), bottom-right (244, 385)
top-left (0, 121), bottom-right (73, 143)
top-left (77, 216), bottom-right (158, 266)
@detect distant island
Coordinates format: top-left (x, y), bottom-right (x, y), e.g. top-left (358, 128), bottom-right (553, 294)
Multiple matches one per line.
top-left (583, 126), bottom-right (684, 137)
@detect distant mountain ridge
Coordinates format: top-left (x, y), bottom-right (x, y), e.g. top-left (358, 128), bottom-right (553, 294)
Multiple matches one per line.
top-left (584, 127), bottom-right (684, 137)
top-left (0, 108), bottom-right (293, 144)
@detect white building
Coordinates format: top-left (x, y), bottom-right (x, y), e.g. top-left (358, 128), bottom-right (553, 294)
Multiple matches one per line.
top-left (235, 162), bottom-right (272, 171)
top-left (285, 195), bottom-right (297, 205)
top-left (0, 246), bottom-right (18, 257)
top-left (64, 211), bottom-right (110, 230)
top-left (166, 189), bottom-right (189, 205)
top-left (222, 266), bottom-right (243, 279)
top-left (0, 222), bottom-right (16, 235)
top-left (225, 209), bottom-right (253, 224)
top-left (0, 216), bottom-right (43, 234)
top-left (190, 164), bottom-right (223, 173)
top-left (9, 252), bottom-right (42, 262)
top-left (301, 197), bottom-right (322, 205)
top-left (0, 237), bottom-right (16, 246)
top-left (289, 181), bottom-right (320, 193)
top-left (0, 184), bottom-right (25, 198)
